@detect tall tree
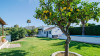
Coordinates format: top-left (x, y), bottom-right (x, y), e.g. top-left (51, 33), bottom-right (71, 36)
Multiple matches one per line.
top-left (14, 24), bottom-right (19, 28)
top-left (34, 0), bottom-right (100, 56)
top-left (78, 1), bottom-right (100, 35)
top-left (27, 19), bottom-right (31, 28)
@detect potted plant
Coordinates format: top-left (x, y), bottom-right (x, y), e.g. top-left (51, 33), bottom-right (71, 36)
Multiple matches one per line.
top-left (1, 37), bottom-right (6, 42)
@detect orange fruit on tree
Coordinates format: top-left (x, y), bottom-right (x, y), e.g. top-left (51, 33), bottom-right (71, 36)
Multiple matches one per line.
top-left (77, 9), bottom-right (79, 11)
top-left (45, 16), bottom-right (47, 19)
top-left (70, 8), bottom-right (73, 11)
top-left (68, 7), bottom-right (71, 9)
top-left (63, 7), bottom-right (67, 10)
top-left (62, 1), bottom-right (64, 4)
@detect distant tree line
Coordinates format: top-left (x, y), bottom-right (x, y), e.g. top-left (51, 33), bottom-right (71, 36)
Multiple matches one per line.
top-left (4, 24), bottom-right (38, 41)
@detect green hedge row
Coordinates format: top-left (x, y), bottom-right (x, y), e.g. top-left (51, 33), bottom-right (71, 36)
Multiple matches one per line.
top-left (69, 25), bottom-right (100, 35)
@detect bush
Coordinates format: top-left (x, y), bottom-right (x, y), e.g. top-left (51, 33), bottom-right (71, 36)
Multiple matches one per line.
top-left (69, 25), bottom-right (100, 35)
top-left (10, 27), bottom-right (27, 41)
top-left (4, 27), bottom-right (11, 35)
top-left (34, 28), bottom-right (38, 34)
top-left (26, 29), bottom-right (32, 37)
top-left (0, 28), bottom-right (2, 36)
top-left (26, 28), bottom-right (38, 37)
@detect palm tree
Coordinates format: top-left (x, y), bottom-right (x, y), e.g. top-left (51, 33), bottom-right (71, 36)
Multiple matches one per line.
top-left (27, 19), bottom-right (31, 28)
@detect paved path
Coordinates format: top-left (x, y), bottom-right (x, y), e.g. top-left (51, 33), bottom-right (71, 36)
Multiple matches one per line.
top-left (8, 44), bottom-right (21, 48)
top-left (58, 35), bottom-right (100, 45)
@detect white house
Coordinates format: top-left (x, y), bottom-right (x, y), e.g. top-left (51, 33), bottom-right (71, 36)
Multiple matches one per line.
top-left (38, 26), bottom-right (66, 38)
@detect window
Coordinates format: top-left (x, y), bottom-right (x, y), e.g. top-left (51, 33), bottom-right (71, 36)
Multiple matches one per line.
top-left (44, 31), bottom-right (46, 34)
top-left (42, 29), bottom-right (43, 32)
top-left (49, 31), bottom-right (51, 34)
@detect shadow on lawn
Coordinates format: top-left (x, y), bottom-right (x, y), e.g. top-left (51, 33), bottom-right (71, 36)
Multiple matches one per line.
top-left (0, 50), bottom-right (28, 56)
top-left (37, 37), bottom-right (60, 41)
top-left (70, 41), bottom-right (100, 49)
top-left (51, 40), bottom-right (100, 49)
top-left (51, 41), bottom-right (65, 46)
top-left (37, 37), bottom-right (100, 49)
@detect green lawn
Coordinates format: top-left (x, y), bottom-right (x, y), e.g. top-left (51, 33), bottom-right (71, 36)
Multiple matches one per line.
top-left (0, 37), bottom-right (100, 56)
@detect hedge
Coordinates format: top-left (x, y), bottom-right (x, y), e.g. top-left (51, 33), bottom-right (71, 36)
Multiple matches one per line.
top-left (69, 25), bottom-right (100, 35)
top-left (10, 27), bottom-right (27, 41)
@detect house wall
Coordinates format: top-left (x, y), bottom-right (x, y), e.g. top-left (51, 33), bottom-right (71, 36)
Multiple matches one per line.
top-left (52, 27), bottom-right (63, 37)
top-left (42, 30), bottom-right (47, 37)
top-left (58, 34), bottom-right (67, 39)
top-left (46, 27), bottom-right (64, 38)
top-left (38, 27), bottom-right (65, 38)
top-left (38, 26), bottom-right (50, 37)
top-left (48, 30), bottom-right (52, 38)
top-left (38, 29), bottom-right (47, 37)
top-left (6, 35), bottom-right (11, 42)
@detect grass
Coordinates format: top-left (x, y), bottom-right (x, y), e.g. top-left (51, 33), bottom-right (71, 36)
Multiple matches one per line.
top-left (0, 37), bottom-right (100, 56)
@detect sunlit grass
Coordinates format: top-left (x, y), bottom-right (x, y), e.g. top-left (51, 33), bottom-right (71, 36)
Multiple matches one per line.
top-left (0, 37), bottom-right (100, 56)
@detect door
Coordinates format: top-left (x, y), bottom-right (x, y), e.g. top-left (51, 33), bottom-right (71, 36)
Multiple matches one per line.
top-left (46, 31), bottom-right (48, 37)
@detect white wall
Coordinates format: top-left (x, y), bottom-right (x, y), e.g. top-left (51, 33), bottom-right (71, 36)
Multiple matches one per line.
top-left (48, 30), bottom-right (52, 38)
top-left (58, 34), bottom-right (67, 39)
top-left (38, 29), bottom-right (47, 37)
top-left (52, 27), bottom-right (63, 37)
top-left (42, 30), bottom-right (47, 37)
top-left (58, 35), bottom-right (100, 45)
top-left (38, 26), bottom-right (53, 37)
top-left (6, 35), bottom-right (11, 42)
top-left (38, 27), bottom-right (64, 38)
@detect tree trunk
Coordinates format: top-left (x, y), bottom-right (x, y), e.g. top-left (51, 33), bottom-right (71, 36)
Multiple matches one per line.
top-left (82, 22), bottom-right (85, 35)
top-left (57, 22), bottom-right (71, 56)
top-left (28, 23), bottom-right (29, 29)
top-left (65, 34), bottom-right (71, 56)
top-left (2, 25), bottom-right (4, 36)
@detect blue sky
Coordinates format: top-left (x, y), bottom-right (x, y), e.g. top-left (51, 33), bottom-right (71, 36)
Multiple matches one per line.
top-left (0, 0), bottom-right (100, 27)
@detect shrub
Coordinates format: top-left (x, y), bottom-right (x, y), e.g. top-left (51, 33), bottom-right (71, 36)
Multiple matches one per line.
top-left (10, 27), bottom-right (27, 41)
top-left (26, 28), bottom-right (38, 37)
top-left (26, 29), bottom-right (32, 37)
top-left (0, 28), bottom-right (2, 36)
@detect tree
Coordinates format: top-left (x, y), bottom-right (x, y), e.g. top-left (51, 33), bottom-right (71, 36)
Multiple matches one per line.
top-left (34, 0), bottom-right (100, 56)
top-left (78, 1), bottom-right (100, 35)
top-left (14, 24), bottom-right (19, 28)
top-left (80, 23), bottom-right (96, 27)
top-left (27, 19), bottom-right (31, 28)
top-left (34, 28), bottom-right (38, 34)
top-left (26, 28), bottom-right (38, 37)
top-left (10, 27), bottom-right (27, 41)
top-left (35, 0), bottom-right (80, 56)
top-left (26, 29), bottom-right (32, 37)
